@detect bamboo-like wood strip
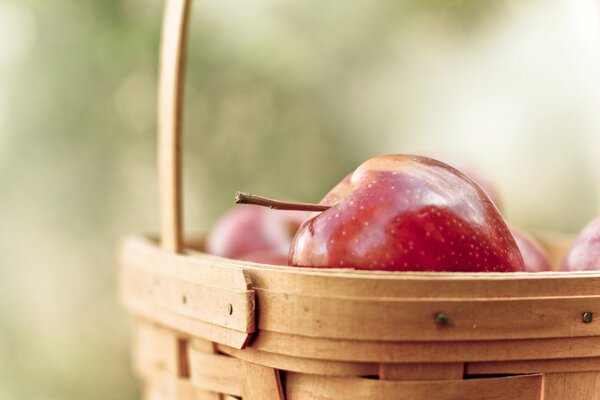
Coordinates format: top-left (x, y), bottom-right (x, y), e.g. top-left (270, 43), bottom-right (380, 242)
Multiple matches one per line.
top-left (198, 390), bottom-right (223, 400)
top-left (245, 266), bottom-right (600, 298)
top-left (191, 337), bottom-right (217, 353)
top-left (127, 300), bottom-right (251, 349)
top-left (285, 372), bottom-right (543, 400)
top-left (119, 237), bottom-right (255, 349)
top-left (189, 338), bottom-right (222, 399)
top-left (133, 325), bottom-right (600, 380)
top-left (134, 321), bottom-right (182, 377)
top-left (543, 371), bottom-right (600, 400)
top-left (121, 237), bottom-right (252, 290)
top-left (189, 348), bottom-right (244, 396)
top-left (216, 344), bottom-right (379, 376)
top-left (379, 362), bottom-right (464, 380)
top-left (126, 259), bottom-right (600, 342)
top-left (158, 0), bottom-right (191, 253)
top-left (250, 330), bottom-right (600, 363)
top-left (255, 289), bottom-right (600, 341)
top-left (256, 289), bottom-right (600, 341)
top-left (141, 366), bottom-right (222, 400)
top-left (207, 254), bottom-right (600, 299)
top-left (143, 384), bottom-right (165, 400)
top-left (122, 237), bottom-right (600, 342)
top-left (243, 362), bottom-right (284, 400)
top-left (121, 260), bottom-right (254, 332)
top-left (467, 357), bottom-right (600, 375)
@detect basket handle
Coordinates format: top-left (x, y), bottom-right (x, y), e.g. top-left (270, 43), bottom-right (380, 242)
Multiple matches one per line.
top-left (158, 0), bottom-right (192, 253)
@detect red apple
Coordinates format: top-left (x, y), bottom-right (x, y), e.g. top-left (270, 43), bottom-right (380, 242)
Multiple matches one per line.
top-left (289, 154), bottom-right (524, 272)
top-left (561, 217), bottom-right (600, 271)
top-left (206, 205), bottom-right (308, 264)
top-left (510, 227), bottom-right (553, 272)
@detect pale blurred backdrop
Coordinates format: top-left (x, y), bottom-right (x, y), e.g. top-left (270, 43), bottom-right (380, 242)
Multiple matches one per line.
top-left (1, 0), bottom-right (599, 398)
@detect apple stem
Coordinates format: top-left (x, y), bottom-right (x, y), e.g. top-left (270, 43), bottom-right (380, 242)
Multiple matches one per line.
top-left (235, 192), bottom-right (331, 212)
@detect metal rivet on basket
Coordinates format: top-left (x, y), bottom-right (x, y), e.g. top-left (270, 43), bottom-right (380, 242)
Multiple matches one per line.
top-left (435, 313), bottom-right (450, 326)
top-left (583, 312), bottom-right (593, 324)
top-left (227, 304), bottom-right (233, 315)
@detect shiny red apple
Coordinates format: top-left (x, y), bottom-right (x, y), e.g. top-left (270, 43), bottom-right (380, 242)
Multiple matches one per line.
top-left (510, 227), bottom-right (552, 272)
top-left (206, 205), bottom-right (308, 264)
top-left (289, 154), bottom-right (524, 272)
top-left (561, 216), bottom-right (600, 271)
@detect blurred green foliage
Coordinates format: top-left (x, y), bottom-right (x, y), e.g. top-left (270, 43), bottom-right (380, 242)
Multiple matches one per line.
top-left (0, 0), bottom-right (598, 398)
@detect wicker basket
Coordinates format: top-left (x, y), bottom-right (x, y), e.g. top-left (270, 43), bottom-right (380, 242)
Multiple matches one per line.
top-left (119, 1), bottom-right (600, 398)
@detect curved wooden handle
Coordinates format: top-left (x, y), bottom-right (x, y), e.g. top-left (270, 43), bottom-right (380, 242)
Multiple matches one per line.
top-left (158, 0), bottom-right (192, 253)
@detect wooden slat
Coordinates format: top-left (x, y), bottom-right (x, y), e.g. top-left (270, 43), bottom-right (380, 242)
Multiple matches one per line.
top-left (189, 346), bottom-right (244, 396)
top-left (123, 237), bottom-right (600, 342)
top-left (177, 337), bottom-right (190, 378)
top-left (379, 362), bottom-right (464, 380)
top-left (188, 342), bottom-right (283, 399)
top-left (129, 267), bottom-right (600, 342)
top-left (191, 337), bottom-right (217, 353)
top-left (220, 260), bottom-right (600, 298)
top-left (134, 321), bottom-right (183, 377)
top-left (245, 267), bottom-right (600, 298)
top-left (243, 362), bottom-right (284, 400)
top-left (187, 338), bottom-right (224, 400)
top-left (119, 237), bottom-right (255, 349)
top-left (543, 371), bottom-right (600, 400)
top-left (121, 261), bottom-right (254, 332)
top-left (285, 372), bottom-right (543, 400)
top-left (128, 303), bottom-right (251, 349)
top-left (250, 330), bottom-right (600, 363)
top-left (158, 0), bottom-right (191, 253)
top-left (135, 329), bottom-right (234, 398)
top-left (255, 289), bottom-right (600, 341)
top-left (217, 344), bottom-right (378, 376)
top-left (143, 384), bottom-right (164, 400)
top-left (141, 366), bottom-right (222, 400)
top-left (121, 237), bottom-right (252, 290)
top-left (468, 357), bottom-right (600, 375)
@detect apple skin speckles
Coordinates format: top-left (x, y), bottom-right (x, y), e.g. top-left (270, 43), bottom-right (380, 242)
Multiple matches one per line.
top-left (289, 155), bottom-right (524, 272)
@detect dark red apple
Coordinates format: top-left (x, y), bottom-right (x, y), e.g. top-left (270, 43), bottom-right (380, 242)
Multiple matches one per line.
top-left (510, 227), bottom-right (553, 272)
top-left (206, 205), bottom-right (308, 264)
top-left (289, 154), bottom-right (524, 272)
top-left (561, 217), bottom-right (600, 271)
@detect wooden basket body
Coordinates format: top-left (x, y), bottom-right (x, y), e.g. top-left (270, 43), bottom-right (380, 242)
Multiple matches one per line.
top-left (120, 0), bottom-right (600, 398)
top-left (120, 235), bottom-right (600, 400)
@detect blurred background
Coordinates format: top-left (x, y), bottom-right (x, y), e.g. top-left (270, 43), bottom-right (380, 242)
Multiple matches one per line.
top-left (1, 0), bottom-right (600, 398)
